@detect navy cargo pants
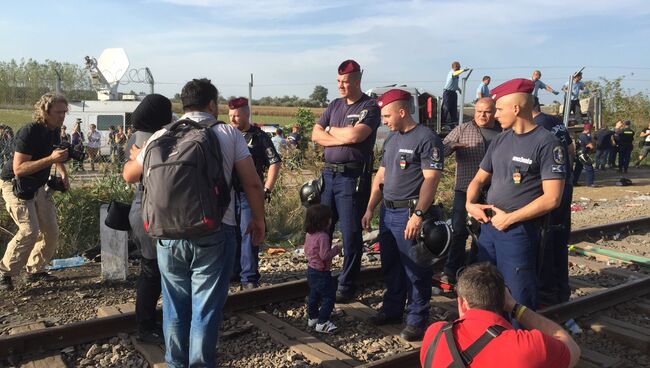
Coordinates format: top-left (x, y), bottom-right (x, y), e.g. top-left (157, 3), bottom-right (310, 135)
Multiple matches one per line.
top-left (478, 220), bottom-right (540, 310)
top-left (379, 207), bottom-right (432, 328)
top-left (538, 182), bottom-right (573, 305)
top-left (320, 169), bottom-right (369, 297)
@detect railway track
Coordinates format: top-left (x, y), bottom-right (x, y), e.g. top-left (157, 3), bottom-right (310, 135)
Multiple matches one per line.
top-left (1, 216), bottom-right (650, 367)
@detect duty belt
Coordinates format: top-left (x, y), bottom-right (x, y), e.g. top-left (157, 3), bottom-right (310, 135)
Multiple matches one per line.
top-left (323, 162), bottom-right (364, 174)
top-left (383, 198), bottom-right (416, 209)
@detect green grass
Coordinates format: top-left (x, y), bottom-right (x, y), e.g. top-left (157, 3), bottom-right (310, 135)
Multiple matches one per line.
top-left (0, 109), bottom-right (32, 130)
top-left (248, 114), bottom-right (296, 126)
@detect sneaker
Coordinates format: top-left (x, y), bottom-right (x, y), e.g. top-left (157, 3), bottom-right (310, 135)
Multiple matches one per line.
top-left (315, 321), bottom-right (338, 334)
top-left (368, 311), bottom-right (402, 326)
top-left (23, 272), bottom-right (58, 283)
top-left (307, 318), bottom-right (318, 328)
top-left (0, 276), bottom-right (13, 291)
top-left (335, 291), bottom-right (355, 303)
top-left (400, 324), bottom-right (425, 342)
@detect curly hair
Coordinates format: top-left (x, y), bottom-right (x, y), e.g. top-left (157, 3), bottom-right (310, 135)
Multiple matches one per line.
top-left (33, 93), bottom-right (68, 124)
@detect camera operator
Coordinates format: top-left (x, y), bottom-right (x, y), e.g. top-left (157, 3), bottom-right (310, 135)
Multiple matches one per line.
top-left (0, 93), bottom-right (70, 291)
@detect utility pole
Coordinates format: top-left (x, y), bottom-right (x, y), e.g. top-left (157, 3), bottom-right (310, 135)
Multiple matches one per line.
top-left (248, 73), bottom-right (254, 122)
top-left (54, 69), bottom-right (62, 94)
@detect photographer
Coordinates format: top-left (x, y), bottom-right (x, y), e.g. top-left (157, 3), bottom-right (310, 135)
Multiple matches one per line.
top-left (0, 93), bottom-right (70, 291)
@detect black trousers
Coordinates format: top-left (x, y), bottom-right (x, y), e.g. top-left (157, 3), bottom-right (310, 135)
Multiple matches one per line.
top-left (442, 90), bottom-right (458, 125)
top-left (136, 257), bottom-right (162, 332)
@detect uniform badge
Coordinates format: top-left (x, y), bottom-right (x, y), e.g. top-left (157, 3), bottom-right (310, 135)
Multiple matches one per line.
top-left (358, 109), bottom-right (368, 124)
top-left (553, 146), bottom-right (565, 165)
top-left (431, 147), bottom-right (440, 162)
top-left (512, 167), bottom-right (522, 184)
top-left (400, 153), bottom-right (407, 169)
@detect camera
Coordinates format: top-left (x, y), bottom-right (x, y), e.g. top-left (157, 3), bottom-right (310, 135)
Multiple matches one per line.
top-left (46, 175), bottom-right (67, 193)
top-left (54, 142), bottom-right (86, 162)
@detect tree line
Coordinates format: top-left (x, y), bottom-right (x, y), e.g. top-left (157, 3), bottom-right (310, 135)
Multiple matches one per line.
top-left (0, 58), bottom-right (94, 106)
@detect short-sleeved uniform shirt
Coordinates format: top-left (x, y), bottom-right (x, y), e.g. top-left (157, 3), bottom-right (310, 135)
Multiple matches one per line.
top-left (241, 125), bottom-right (281, 183)
top-left (381, 124), bottom-right (444, 201)
top-left (534, 113), bottom-right (573, 180)
top-left (619, 127), bottom-right (635, 147)
top-left (577, 132), bottom-right (593, 153)
top-left (476, 83), bottom-right (490, 99)
top-left (563, 81), bottom-right (587, 101)
top-left (318, 94), bottom-right (380, 164)
top-left (420, 309), bottom-right (571, 368)
top-left (480, 126), bottom-right (566, 213)
top-left (532, 79), bottom-right (547, 97)
top-left (136, 112), bottom-right (250, 227)
top-left (1, 122), bottom-right (60, 187)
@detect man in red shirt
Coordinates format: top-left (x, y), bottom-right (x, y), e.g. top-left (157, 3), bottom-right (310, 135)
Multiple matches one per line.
top-left (420, 263), bottom-right (580, 368)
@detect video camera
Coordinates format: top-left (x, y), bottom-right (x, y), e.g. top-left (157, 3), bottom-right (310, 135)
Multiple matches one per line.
top-left (54, 142), bottom-right (86, 162)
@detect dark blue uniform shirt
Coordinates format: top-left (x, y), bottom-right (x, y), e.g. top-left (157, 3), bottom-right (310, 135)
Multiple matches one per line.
top-left (381, 124), bottom-right (444, 201)
top-left (318, 94), bottom-right (380, 163)
top-left (480, 126), bottom-right (566, 213)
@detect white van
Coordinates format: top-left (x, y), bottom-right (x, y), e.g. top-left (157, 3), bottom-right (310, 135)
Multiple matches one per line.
top-left (64, 100), bottom-right (141, 156)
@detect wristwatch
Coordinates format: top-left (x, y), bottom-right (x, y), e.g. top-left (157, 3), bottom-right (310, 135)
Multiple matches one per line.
top-left (414, 209), bottom-right (424, 217)
top-left (325, 126), bottom-right (331, 133)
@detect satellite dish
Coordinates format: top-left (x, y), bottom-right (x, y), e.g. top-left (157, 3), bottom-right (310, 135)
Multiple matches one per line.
top-left (97, 48), bottom-right (129, 85)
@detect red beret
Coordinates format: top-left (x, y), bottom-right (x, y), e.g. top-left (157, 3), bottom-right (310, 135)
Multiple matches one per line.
top-left (228, 97), bottom-right (248, 109)
top-left (583, 123), bottom-right (593, 130)
top-left (338, 59), bottom-right (360, 75)
top-left (489, 78), bottom-right (534, 101)
top-left (377, 89), bottom-right (411, 108)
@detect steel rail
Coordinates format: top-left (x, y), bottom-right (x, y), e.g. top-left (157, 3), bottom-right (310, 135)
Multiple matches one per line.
top-left (2, 216), bottom-right (649, 361)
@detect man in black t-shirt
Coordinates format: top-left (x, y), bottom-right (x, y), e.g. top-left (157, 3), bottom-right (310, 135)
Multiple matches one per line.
top-left (618, 120), bottom-right (635, 173)
top-left (594, 124), bottom-right (614, 170)
top-left (0, 93), bottom-right (70, 291)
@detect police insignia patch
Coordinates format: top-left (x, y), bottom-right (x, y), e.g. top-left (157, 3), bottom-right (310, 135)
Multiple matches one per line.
top-left (358, 109), bottom-right (368, 123)
top-left (553, 146), bottom-right (565, 165)
top-left (431, 147), bottom-right (440, 162)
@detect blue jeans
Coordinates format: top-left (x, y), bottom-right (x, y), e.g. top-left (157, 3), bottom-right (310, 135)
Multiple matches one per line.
top-left (233, 193), bottom-right (260, 284)
top-left (379, 207), bottom-right (432, 327)
top-left (595, 149), bottom-right (608, 169)
top-left (478, 221), bottom-right (539, 310)
top-left (320, 169), bottom-right (369, 296)
top-left (444, 190), bottom-right (477, 277)
top-left (307, 267), bottom-right (336, 323)
top-left (573, 161), bottom-right (594, 186)
top-left (157, 225), bottom-right (237, 368)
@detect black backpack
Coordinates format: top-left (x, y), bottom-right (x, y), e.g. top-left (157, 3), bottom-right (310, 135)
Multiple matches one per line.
top-left (141, 119), bottom-right (230, 239)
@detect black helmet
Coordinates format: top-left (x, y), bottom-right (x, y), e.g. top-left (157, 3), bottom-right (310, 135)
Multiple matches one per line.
top-left (299, 179), bottom-right (322, 206)
top-left (411, 219), bottom-right (452, 266)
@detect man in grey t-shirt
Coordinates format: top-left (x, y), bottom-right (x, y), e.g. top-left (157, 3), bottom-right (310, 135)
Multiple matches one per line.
top-left (466, 79), bottom-right (566, 311)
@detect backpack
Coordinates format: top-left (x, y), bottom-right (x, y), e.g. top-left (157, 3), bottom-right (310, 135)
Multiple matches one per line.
top-left (141, 118), bottom-right (231, 239)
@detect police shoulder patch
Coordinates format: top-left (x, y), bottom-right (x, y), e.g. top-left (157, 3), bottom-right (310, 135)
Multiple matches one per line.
top-left (431, 147), bottom-right (441, 162)
top-left (358, 109), bottom-right (368, 122)
top-left (553, 146), bottom-right (565, 165)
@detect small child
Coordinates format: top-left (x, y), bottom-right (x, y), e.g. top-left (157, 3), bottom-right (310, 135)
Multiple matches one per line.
top-left (304, 204), bottom-right (341, 333)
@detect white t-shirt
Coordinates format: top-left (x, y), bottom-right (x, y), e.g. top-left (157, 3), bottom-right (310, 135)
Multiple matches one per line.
top-left (136, 111), bottom-right (250, 226)
top-left (87, 131), bottom-right (102, 149)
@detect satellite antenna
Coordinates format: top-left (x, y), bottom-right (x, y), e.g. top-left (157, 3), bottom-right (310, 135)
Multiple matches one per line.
top-left (85, 48), bottom-right (130, 101)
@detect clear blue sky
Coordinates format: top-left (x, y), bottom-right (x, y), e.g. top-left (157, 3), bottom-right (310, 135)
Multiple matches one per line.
top-left (1, 0), bottom-right (650, 104)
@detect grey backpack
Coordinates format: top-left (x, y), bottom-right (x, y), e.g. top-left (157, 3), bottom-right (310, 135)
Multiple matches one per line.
top-left (141, 118), bottom-right (230, 239)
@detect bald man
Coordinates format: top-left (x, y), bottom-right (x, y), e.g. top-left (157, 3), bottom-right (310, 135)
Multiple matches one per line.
top-left (466, 79), bottom-right (566, 311)
top-left (441, 97), bottom-right (501, 283)
top-left (531, 70), bottom-right (559, 106)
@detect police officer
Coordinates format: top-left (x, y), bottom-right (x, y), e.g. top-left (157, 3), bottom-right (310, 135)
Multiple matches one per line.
top-left (466, 79), bottom-right (566, 311)
top-left (618, 120), bottom-right (635, 172)
top-left (361, 89), bottom-right (444, 341)
top-left (311, 59), bottom-right (381, 302)
top-left (573, 124), bottom-right (595, 187)
top-left (228, 97), bottom-right (281, 289)
top-left (533, 101), bottom-right (575, 305)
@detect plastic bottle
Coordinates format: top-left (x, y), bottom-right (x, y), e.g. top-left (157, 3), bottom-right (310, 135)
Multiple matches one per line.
top-left (49, 256), bottom-right (87, 270)
top-left (564, 318), bottom-right (583, 335)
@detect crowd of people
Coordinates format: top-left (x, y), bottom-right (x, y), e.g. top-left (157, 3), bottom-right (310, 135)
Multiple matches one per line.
top-left (2, 59), bottom-right (650, 368)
